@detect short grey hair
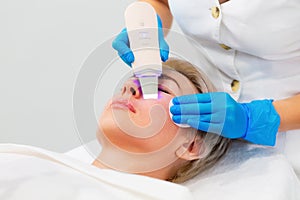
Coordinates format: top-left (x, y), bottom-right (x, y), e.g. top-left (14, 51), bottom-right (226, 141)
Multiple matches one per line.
top-left (164, 58), bottom-right (232, 183)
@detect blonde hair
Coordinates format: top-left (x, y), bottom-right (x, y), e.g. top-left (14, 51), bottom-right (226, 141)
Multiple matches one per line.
top-left (164, 58), bottom-right (232, 183)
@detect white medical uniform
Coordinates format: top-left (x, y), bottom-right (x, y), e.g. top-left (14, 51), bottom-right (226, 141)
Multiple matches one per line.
top-left (168, 0), bottom-right (300, 176)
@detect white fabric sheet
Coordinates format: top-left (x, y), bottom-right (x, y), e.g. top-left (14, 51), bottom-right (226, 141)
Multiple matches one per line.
top-left (1, 142), bottom-right (300, 200)
top-left (0, 143), bottom-right (193, 200)
top-left (66, 140), bottom-right (300, 200)
top-left (182, 142), bottom-right (300, 200)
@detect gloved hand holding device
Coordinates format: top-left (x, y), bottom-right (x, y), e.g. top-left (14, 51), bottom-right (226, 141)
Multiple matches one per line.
top-left (170, 92), bottom-right (281, 146)
top-left (112, 14), bottom-right (169, 66)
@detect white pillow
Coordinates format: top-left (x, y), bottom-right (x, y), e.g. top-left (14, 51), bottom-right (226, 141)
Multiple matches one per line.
top-left (65, 140), bottom-right (300, 200)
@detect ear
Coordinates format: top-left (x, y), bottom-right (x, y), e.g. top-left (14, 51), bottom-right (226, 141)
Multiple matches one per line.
top-left (175, 137), bottom-right (205, 161)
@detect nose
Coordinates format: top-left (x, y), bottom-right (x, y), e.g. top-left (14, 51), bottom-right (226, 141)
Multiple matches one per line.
top-left (121, 80), bottom-right (141, 99)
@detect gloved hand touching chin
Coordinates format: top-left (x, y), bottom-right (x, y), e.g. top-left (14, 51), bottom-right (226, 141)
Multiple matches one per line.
top-left (112, 15), bottom-right (169, 66)
top-left (170, 92), bottom-right (281, 146)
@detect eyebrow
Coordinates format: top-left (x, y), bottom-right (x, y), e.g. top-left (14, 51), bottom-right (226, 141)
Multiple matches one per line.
top-left (159, 74), bottom-right (180, 88)
top-left (130, 74), bottom-right (180, 88)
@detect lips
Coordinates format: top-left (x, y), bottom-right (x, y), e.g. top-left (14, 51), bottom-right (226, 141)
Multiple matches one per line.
top-left (111, 99), bottom-right (136, 113)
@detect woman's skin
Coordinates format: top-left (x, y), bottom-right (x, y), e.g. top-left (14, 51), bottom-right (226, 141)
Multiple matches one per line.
top-left (139, 0), bottom-right (300, 132)
top-left (93, 68), bottom-right (203, 180)
top-left (273, 95), bottom-right (300, 132)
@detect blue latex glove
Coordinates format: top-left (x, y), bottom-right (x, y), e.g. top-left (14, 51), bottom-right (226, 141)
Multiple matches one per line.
top-left (170, 92), bottom-right (281, 146)
top-left (112, 15), bottom-right (169, 66)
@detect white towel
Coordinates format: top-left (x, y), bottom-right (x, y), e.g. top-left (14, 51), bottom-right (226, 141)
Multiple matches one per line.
top-left (182, 141), bottom-right (300, 200)
top-left (0, 143), bottom-right (194, 200)
top-left (66, 140), bottom-right (300, 200)
top-left (1, 142), bottom-right (300, 200)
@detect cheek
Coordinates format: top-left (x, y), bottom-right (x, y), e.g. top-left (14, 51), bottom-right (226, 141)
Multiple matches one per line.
top-left (98, 95), bottom-right (181, 152)
top-left (131, 94), bottom-right (172, 126)
top-left (129, 94), bottom-right (180, 147)
top-left (156, 96), bottom-right (180, 146)
top-left (148, 113), bottom-right (180, 149)
top-left (98, 108), bottom-right (179, 152)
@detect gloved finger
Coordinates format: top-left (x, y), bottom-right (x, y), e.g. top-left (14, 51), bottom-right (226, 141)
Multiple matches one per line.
top-left (187, 119), bottom-right (223, 135)
top-left (186, 119), bottom-right (210, 132)
top-left (172, 93), bottom-right (212, 105)
top-left (191, 113), bottom-right (224, 124)
top-left (170, 103), bottom-right (211, 115)
top-left (159, 39), bottom-right (169, 62)
top-left (119, 52), bottom-right (134, 67)
top-left (172, 115), bottom-right (211, 124)
top-left (157, 15), bottom-right (169, 62)
top-left (112, 28), bottom-right (134, 66)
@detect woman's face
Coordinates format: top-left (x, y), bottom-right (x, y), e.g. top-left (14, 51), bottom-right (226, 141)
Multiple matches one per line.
top-left (98, 67), bottom-right (198, 154)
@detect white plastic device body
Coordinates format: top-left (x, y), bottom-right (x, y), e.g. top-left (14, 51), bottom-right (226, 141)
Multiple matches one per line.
top-left (124, 2), bottom-right (162, 99)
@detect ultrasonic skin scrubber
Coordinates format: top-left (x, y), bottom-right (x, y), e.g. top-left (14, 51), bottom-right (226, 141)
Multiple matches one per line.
top-left (125, 2), bottom-right (162, 99)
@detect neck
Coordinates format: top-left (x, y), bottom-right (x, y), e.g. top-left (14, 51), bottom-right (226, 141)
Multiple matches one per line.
top-left (92, 156), bottom-right (183, 181)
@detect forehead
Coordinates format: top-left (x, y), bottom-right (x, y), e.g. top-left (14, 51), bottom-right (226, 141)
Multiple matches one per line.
top-left (161, 67), bottom-right (198, 95)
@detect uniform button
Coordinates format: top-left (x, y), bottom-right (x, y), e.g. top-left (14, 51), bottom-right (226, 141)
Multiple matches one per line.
top-left (231, 80), bottom-right (240, 92)
top-left (211, 6), bottom-right (220, 19)
top-left (220, 44), bottom-right (231, 50)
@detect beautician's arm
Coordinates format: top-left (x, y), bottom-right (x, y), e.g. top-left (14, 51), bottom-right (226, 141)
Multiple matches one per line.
top-left (273, 94), bottom-right (300, 132)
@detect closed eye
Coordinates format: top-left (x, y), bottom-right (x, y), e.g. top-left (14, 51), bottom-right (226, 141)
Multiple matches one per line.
top-left (158, 88), bottom-right (170, 94)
